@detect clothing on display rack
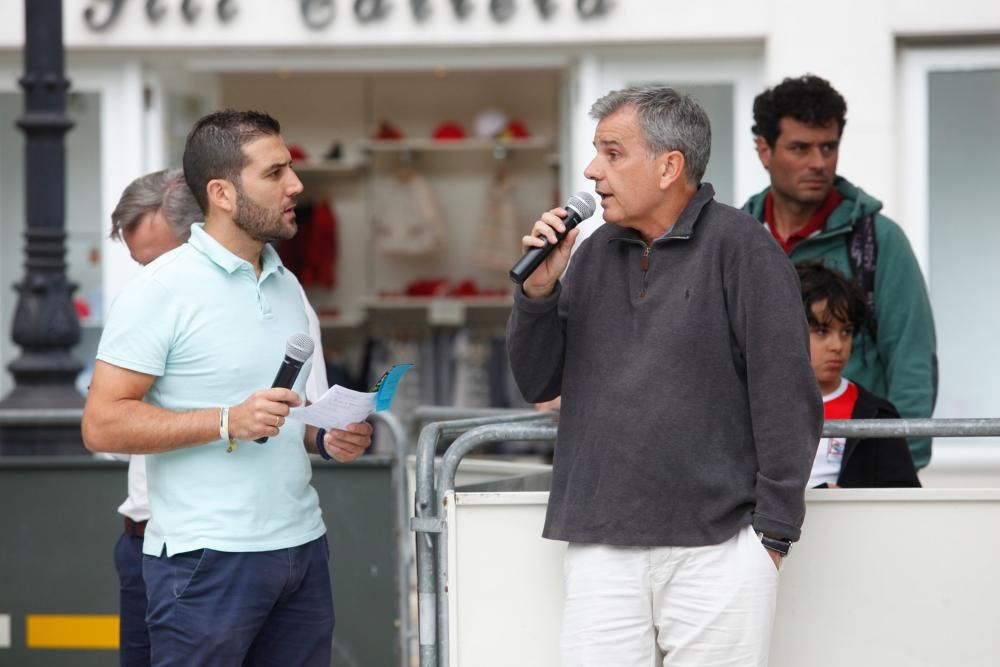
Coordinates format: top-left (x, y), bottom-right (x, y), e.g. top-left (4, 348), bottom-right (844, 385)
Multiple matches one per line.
top-left (360, 326), bottom-right (539, 453)
top-left (279, 200), bottom-right (338, 289)
top-left (374, 168), bottom-right (447, 258)
top-left (374, 120), bottom-right (404, 140)
top-left (365, 337), bottom-right (426, 454)
top-left (364, 330), bottom-right (524, 408)
top-left (477, 168), bottom-right (523, 274)
top-left (452, 330), bottom-right (493, 409)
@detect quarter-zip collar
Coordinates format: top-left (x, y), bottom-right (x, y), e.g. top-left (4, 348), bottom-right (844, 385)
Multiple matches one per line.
top-left (606, 182), bottom-right (716, 247)
top-left (602, 184), bottom-right (717, 300)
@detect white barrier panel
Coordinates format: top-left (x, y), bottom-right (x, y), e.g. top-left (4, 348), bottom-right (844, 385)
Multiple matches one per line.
top-left (446, 489), bottom-right (1000, 667)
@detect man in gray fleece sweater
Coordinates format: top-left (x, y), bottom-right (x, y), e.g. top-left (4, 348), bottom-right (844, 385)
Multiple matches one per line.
top-left (508, 86), bottom-right (822, 666)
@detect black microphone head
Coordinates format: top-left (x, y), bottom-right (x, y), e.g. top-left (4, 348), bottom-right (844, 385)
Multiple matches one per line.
top-left (285, 333), bottom-right (315, 364)
top-left (566, 192), bottom-right (596, 221)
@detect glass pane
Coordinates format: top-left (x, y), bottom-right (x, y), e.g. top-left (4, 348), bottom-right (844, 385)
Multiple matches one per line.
top-left (927, 69), bottom-right (1000, 420)
top-left (625, 81), bottom-right (735, 206)
top-left (0, 93), bottom-right (23, 396)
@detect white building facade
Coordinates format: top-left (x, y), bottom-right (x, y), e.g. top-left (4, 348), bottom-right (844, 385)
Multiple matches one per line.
top-left (0, 0), bottom-right (997, 465)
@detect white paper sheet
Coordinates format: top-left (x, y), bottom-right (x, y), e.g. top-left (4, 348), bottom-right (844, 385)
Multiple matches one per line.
top-left (288, 384), bottom-right (378, 430)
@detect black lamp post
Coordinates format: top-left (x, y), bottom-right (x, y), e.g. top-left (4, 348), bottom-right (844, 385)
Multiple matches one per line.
top-left (0, 0), bottom-right (84, 455)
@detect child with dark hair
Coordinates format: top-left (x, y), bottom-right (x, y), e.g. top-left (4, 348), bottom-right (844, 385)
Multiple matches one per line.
top-left (797, 260), bottom-right (921, 488)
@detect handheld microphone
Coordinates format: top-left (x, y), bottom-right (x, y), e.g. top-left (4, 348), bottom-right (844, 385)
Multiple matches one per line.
top-left (255, 332), bottom-right (315, 444)
top-left (509, 192), bottom-right (596, 285)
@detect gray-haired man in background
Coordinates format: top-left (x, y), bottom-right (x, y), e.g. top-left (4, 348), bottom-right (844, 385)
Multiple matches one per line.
top-left (107, 169), bottom-right (200, 666)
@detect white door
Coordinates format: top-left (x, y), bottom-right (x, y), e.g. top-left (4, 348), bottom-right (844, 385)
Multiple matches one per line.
top-left (900, 46), bottom-right (1000, 457)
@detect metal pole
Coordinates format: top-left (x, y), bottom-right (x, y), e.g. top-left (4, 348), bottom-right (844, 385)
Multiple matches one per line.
top-left (368, 410), bottom-right (414, 667)
top-left (823, 419), bottom-right (1000, 438)
top-left (0, 408), bottom-right (83, 426)
top-left (413, 405), bottom-right (539, 423)
top-left (0, 0), bottom-right (83, 455)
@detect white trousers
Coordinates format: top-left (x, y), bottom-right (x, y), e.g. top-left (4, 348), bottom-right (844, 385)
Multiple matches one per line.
top-left (560, 525), bottom-right (779, 667)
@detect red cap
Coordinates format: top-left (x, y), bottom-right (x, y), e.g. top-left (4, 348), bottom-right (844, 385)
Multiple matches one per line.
top-left (432, 122), bottom-right (466, 141)
top-left (499, 120), bottom-right (530, 139)
top-left (375, 120), bottom-right (404, 140)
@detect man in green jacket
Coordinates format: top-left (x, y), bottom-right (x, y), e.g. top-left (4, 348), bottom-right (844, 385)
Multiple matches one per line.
top-left (743, 74), bottom-right (937, 469)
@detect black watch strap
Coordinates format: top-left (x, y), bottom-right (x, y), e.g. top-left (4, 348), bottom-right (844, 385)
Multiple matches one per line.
top-left (758, 533), bottom-right (791, 556)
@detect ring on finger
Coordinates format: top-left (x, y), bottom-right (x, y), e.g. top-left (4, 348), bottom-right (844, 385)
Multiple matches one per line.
top-left (274, 415), bottom-right (280, 427)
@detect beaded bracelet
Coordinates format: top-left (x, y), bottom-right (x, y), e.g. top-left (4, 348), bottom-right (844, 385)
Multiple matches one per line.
top-left (315, 428), bottom-right (331, 460)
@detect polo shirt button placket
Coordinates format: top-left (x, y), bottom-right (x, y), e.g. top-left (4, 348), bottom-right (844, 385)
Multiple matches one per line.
top-left (257, 288), bottom-right (272, 318)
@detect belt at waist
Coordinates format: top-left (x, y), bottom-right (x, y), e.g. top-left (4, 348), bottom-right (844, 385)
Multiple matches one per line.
top-left (124, 517), bottom-right (147, 538)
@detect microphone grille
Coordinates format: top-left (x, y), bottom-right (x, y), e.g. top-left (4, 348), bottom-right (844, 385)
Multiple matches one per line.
top-left (566, 192), bottom-right (596, 219)
top-left (285, 333), bottom-right (315, 363)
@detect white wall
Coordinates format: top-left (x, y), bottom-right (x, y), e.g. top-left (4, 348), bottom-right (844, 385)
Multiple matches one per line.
top-left (448, 489), bottom-right (1000, 667)
top-left (23, 1), bottom-right (995, 51)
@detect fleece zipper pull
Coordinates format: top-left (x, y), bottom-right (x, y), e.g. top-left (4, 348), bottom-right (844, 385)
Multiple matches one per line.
top-left (639, 245), bottom-right (651, 299)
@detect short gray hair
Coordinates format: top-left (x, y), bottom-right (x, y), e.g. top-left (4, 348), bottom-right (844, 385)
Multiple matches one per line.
top-left (590, 86), bottom-right (712, 185)
top-left (110, 168), bottom-right (203, 241)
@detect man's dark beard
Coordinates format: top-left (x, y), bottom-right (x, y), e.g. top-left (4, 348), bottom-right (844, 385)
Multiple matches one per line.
top-left (234, 189), bottom-right (296, 243)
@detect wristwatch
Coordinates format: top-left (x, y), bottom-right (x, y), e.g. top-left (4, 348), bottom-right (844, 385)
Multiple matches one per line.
top-left (757, 532), bottom-right (792, 557)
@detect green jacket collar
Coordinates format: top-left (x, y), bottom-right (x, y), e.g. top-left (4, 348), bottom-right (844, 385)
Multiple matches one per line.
top-left (742, 176), bottom-right (883, 236)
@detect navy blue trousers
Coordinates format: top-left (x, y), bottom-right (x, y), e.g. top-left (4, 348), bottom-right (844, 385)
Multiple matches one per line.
top-left (143, 535), bottom-right (333, 667)
top-left (114, 532), bottom-right (152, 667)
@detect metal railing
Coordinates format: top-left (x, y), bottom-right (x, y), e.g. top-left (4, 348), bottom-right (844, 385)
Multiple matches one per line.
top-left (13, 406), bottom-right (1000, 667)
top-left (367, 406), bottom-right (543, 667)
top-left (0, 408), bottom-right (84, 426)
top-left (365, 410), bottom-right (412, 667)
top-left (410, 411), bottom-right (556, 667)
top-left (822, 418), bottom-right (1000, 437)
top-left (0, 404), bottom-right (550, 667)
top-left (411, 417), bottom-right (1000, 667)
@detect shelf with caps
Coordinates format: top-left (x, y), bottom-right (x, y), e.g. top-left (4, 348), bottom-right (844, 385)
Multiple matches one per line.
top-left (362, 136), bottom-right (554, 155)
top-left (291, 137), bottom-right (556, 176)
top-left (292, 157), bottom-right (369, 178)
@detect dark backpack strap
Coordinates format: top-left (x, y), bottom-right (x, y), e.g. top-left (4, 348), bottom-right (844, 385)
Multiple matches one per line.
top-left (847, 214), bottom-right (878, 342)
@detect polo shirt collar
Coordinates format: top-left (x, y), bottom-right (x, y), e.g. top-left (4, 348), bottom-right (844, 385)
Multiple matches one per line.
top-left (188, 223), bottom-right (286, 278)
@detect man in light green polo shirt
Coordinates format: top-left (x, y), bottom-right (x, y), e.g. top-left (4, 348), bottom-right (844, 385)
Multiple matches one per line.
top-left (82, 110), bottom-right (373, 666)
